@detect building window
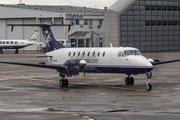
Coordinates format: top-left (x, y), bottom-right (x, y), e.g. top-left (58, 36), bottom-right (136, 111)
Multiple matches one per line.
top-left (99, 19), bottom-right (103, 25)
top-left (76, 19), bottom-right (79, 25)
top-left (157, 21), bottom-right (161, 26)
top-left (70, 20), bottom-right (74, 25)
top-left (162, 6), bottom-right (166, 11)
top-left (84, 19), bottom-right (88, 25)
top-left (145, 6), bottom-right (149, 10)
top-left (89, 20), bottom-right (93, 25)
top-left (156, 6), bottom-right (161, 11)
top-left (145, 21), bottom-right (150, 26)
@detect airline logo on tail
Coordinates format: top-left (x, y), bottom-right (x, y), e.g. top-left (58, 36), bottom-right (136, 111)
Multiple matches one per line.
top-left (44, 30), bottom-right (52, 48)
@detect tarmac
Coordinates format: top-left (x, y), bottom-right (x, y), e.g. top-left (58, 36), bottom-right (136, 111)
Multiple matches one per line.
top-left (0, 50), bottom-right (180, 120)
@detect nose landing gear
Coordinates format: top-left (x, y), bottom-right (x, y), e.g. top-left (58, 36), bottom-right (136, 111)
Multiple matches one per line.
top-left (146, 72), bottom-right (152, 91)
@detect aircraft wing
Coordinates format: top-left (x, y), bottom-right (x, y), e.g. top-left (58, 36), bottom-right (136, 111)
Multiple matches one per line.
top-left (152, 59), bottom-right (180, 65)
top-left (0, 61), bottom-right (67, 70)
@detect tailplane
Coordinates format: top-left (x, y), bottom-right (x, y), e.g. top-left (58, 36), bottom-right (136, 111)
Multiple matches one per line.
top-left (28, 30), bottom-right (39, 42)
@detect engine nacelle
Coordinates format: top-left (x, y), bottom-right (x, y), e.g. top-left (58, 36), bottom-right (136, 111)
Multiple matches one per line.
top-left (63, 59), bottom-right (87, 75)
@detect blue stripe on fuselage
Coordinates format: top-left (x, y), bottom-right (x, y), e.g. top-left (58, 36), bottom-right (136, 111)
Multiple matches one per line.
top-left (85, 65), bottom-right (153, 74)
top-left (0, 45), bottom-right (30, 49)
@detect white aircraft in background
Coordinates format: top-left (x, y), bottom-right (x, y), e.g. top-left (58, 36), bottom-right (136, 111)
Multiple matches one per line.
top-left (0, 30), bottom-right (39, 54)
top-left (0, 24), bottom-right (180, 91)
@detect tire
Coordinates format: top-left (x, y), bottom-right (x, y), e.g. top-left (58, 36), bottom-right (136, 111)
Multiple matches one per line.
top-left (64, 79), bottom-right (69, 87)
top-left (125, 77), bottom-right (130, 85)
top-left (43, 48), bottom-right (47, 52)
top-left (146, 84), bottom-right (152, 91)
top-left (129, 77), bottom-right (134, 85)
top-left (59, 79), bottom-right (64, 87)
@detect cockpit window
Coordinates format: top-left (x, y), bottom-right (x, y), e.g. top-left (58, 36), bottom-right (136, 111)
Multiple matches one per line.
top-left (134, 50), bottom-right (142, 55)
top-left (124, 50), bottom-right (135, 56)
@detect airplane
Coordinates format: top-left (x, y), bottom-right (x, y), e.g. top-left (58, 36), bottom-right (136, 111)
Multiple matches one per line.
top-left (0, 30), bottom-right (39, 54)
top-left (0, 24), bottom-right (180, 91)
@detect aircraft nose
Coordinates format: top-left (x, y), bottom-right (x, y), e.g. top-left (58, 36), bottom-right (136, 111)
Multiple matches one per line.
top-left (145, 61), bottom-right (153, 67)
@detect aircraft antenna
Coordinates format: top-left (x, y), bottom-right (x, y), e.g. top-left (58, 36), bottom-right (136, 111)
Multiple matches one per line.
top-left (110, 43), bottom-right (113, 48)
top-left (18, 0), bottom-right (25, 5)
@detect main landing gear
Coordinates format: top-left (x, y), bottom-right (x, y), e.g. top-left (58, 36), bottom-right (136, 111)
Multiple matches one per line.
top-left (59, 73), bottom-right (69, 87)
top-left (125, 75), bottom-right (134, 85)
top-left (14, 49), bottom-right (19, 54)
top-left (125, 72), bottom-right (152, 91)
top-left (0, 49), bottom-right (3, 54)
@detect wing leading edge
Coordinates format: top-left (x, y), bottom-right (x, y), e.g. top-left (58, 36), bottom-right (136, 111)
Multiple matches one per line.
top-left (0, 61), bottom-right (67, 70)
top-left (153, 59), bottom-right (180, 65)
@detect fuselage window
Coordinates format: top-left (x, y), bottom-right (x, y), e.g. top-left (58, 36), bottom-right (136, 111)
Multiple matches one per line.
top-left (97, 52), bottom-right (100, 57)
top-left (87, 52), bottom-right (90, 57)
top-left (118, 52), bottom-right (121, 57)
top-left (15, 41), bottom-right (17, 44)
top-left (124, 50), bottom-right (135, 56)
top-left (122, 52), bottom-right (125, 57)
top-left (73, 52), bottom-right (76, 57)
top-left (82, 51), bottom-right (86, 57)
top-left (103, 52), bottom-right (105, 57)
top-left (0, 42), bottom-right (2, 44)
top-left (3, 41), bottom-right (5, 44)
top-left (6, 41), bottom-right (9, 44)
top-left (93, 51), bottom-right (96, 57)
top-left (68, 52), bottom-right (71, 57)
top-left (10, 41), bottom-right (13, 44)
top-left (78, 52), bottom-right (80, 57)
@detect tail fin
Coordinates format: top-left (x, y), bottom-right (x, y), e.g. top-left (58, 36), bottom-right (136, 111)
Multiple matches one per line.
top-left (41, 25), bottom-right (65, 52)
top-left (28, 30), bottom-right (39, 41)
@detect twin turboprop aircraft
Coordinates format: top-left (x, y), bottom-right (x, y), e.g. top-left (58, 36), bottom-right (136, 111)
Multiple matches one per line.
top-left (0, 24), bottom-right (180, 91)
top-left (0, 30), bottom-right (39, 54)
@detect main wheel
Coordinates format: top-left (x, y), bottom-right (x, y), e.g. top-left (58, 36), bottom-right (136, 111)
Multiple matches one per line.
top-left (64, 79), bottom-right (69, 87)
top-left (0, 51), bottom-right (3, 54)
top-left (146, 84), bottom-right (152, 91)
top-left (125, 77), bottom-right (130, 85)
top-left (59, 79), bottom-right (64, 87)
top-left (129, 77), bottom-right (134, 85)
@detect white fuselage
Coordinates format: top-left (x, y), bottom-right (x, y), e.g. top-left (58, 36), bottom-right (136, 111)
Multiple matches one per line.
top-left (0, 39), bottom-right (35, 49)
top-left (47, 47), bottom-right (153, 74)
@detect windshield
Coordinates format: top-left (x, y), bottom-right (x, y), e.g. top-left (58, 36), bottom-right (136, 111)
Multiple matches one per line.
top-left (59, 41), bottom-right (64, 44)
top-left (124, 50), bottom-right (142, 56)
top-left (124, 50), bottom-right (135, 56)
top-left (134, 50), bottom-right (142, 55)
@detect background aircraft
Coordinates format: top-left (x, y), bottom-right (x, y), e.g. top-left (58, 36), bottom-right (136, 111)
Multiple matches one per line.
top-left (0, 24), bottom-right (180, 91)
top-left (0, 30), bottom-right (39, 54)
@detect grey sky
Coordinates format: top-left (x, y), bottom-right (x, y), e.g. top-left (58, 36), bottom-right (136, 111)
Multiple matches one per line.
top-left (1, 0), bottom-right (117, 9)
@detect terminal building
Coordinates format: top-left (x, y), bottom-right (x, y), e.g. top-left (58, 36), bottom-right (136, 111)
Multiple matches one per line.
top-left (0, 4), bottom-right (104, 50)
top-left (1, 0), bottom-right (180, 52)
top-left (105, 0), bottom-right (180, 52)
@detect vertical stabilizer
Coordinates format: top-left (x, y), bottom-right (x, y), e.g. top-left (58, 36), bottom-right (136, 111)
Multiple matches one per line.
top-left (41, 25), bottom-right (65, 52)
top-left (28, 30), bottom-right (39, 41)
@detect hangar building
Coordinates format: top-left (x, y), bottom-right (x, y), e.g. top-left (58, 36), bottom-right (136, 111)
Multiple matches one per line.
top-left (105, 0), bottom-right (180, 52)
top-left (0, 4), bottom-right (104, 50)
